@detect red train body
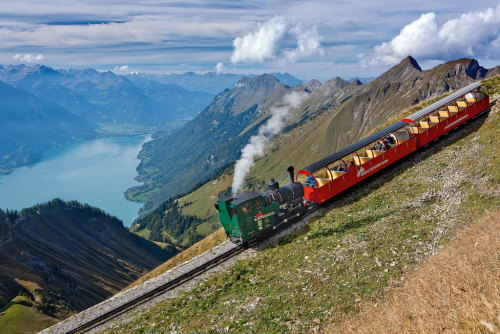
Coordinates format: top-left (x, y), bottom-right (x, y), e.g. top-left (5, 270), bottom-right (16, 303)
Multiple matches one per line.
top-left (296, 82), bottom-right (490, 205)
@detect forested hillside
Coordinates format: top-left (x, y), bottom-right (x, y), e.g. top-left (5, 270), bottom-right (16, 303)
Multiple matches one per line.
top-left (0, 199), bottom-right (175, 333)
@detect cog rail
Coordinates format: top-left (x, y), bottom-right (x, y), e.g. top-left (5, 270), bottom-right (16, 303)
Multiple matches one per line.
top-left (65, 243), bottom-right (247, 334)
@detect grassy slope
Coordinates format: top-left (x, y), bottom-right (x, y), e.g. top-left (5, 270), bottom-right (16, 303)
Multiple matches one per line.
top-left (105, 76), bottom-right (500, 333)
top-left (0, 296), bottom-right (59, 334)
top-left (330, 210), bottom-right (500, 333)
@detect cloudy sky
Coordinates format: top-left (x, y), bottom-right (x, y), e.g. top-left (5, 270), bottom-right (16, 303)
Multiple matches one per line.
top-left (1, 0), bottom-right (500, 80)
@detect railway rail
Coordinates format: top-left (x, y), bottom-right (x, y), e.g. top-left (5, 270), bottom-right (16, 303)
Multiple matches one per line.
top-left (64, 98), bottom-right (496, 334)
top-left (65, 243), bottom-right (247, 334)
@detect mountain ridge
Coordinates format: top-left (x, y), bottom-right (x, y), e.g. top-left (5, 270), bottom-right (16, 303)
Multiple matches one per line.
top-left (126, 71), bottom-right (303, 95)
top-left (0, 199), bottom-right (175, 323)
top-left (0, 80), bottom-right (97, 172)
top-left (0, 64), bottom-right (213, 125)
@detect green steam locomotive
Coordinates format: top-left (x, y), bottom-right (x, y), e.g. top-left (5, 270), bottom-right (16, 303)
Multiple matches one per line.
top-left (214, 167), bottom-right (312, 243)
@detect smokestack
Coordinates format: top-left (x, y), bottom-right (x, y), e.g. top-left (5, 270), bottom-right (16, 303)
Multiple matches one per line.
top-left (287, 166), bottom-right (295, 184)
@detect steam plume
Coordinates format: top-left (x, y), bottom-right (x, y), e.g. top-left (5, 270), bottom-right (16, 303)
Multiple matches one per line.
top-left (232, 92), bottom-right (307, 196)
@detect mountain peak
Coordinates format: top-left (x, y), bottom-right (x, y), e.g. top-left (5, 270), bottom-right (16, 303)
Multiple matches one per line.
top-left (376, 56), bottom-right (422, 82)
top-left (401, 56), bottom-right (422, 71)
top-left (235, 73), bottom-right (280, 88)
top-left (351, 79), bottom-right (363, 86)
top-left (322, 76), bottom-right (350, 91)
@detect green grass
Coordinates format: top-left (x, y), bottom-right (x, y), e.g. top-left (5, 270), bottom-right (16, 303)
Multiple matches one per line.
top-left (134, 228), bottom-right (151, 239)
top-left (0, 299), bottom-right (59, 334)
top-left (102, 77), bottom-right (500, 333)
top-left (195, 221), bottom-right (220, 237)
top-left (127, 187), bottom-right (162, 203)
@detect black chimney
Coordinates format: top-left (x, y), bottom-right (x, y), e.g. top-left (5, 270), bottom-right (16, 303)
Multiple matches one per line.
top-left (287, 166), bottom-right (295, 184)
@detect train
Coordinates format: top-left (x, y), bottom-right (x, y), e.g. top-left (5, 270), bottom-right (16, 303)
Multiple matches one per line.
top-left (215, 82), bottom-right (491, 244)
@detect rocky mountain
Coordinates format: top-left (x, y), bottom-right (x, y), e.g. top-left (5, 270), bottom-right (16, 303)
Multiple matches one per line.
top-left (0, 81), bottom-right (97, 173)
top-left (0, 64), bottom-right (213, 125)
top-left (131, 56), bottom-right (499, 224)
top-left (0, 199), bottom-right (174, 325)
top-left (126, 71), bottom-right (303, 95)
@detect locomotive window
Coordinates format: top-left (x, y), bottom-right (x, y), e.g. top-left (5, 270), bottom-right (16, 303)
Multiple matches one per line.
top-left (254, 199), bottom-right (262, 210)
top-left (242, 202), bottom-right (252, 214)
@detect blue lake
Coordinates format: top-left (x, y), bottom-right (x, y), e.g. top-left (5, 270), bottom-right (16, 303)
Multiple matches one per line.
top-left (0, 135), bottom-right (151, 227)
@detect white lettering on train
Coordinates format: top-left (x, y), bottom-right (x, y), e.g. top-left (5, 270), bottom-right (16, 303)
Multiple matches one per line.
top-left (357, 159), bottom-right (389, 178)
top-left (445, 114), bottom-right (468, 130)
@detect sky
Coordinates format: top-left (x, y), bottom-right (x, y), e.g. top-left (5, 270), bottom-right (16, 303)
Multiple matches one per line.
top-left (1, 1), bottom-right (500, 81)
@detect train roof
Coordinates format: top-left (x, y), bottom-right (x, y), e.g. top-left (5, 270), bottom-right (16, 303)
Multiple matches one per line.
top-left (403, 82), bottom-right (484, 121)
top-left (300, 120), bottom-right (409, 174)
top-left (219, 191), bottom-right (262, 206)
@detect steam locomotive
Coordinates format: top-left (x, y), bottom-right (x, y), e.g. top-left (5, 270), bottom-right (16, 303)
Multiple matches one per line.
top-left (215, 166), bottom-right (313, 243)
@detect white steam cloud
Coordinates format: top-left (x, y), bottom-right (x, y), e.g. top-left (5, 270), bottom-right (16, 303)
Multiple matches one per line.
top-left (12, 53), bottom-right (45, 63)
top-left (230, 15), bottom-right (324, 65)
top-left (215, 62), bottom-right (226, 74)
top-left (360, 6), bottom-right (500, 67)
top-left (232, 92), bottom-right (307, 196)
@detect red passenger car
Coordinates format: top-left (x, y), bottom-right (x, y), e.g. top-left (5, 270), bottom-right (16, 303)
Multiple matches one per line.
top-left (296, 82), bottom-right (490, 204)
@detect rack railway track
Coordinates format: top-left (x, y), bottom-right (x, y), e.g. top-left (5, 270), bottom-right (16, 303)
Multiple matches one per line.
top-left (65, 243), bottom-right (247, 334)
top-left (64, 99), bottom-right (496, 334)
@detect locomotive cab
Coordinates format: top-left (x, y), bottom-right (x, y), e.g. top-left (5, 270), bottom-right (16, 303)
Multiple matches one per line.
top-left (215, 191), bottom-right (279, 242)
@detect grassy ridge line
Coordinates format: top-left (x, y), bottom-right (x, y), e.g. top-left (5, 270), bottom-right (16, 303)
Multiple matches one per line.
top-left (101, 76), bottom-right (500, 333)
top-left (0, 296), bottom-right (59, 334)
top-left (330, 210), bottom-right (500, 333)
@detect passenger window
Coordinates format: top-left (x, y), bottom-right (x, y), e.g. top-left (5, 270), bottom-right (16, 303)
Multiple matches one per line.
top-left (254, 199), bottom-right (262, 210)
top-left (242, 202), bottom-right (252, 214)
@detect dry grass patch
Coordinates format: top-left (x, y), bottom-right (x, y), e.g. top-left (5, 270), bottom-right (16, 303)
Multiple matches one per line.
top-left (329, 210), bottom-right (500, 333)
top-left (121, 228), bottom-right (227, 292)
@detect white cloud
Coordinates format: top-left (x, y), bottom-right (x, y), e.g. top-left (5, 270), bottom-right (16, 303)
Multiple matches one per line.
top-left (230, 15), bottom-right (324, 65)
top-left (231, 15), bottom-right (289, 64)
top-left (114, 65), bottom-right (129, 71)
top-left (361, 6), bottom-right (500, 67)
top-left (282, 22), bottom-right (324, 64)
top-left (12, 53), bottom-right (45, 63)
top-left (215, 62), bottom-right (226, 74)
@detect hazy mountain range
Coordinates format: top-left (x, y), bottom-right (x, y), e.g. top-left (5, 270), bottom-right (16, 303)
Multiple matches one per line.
top-left (126, 71), bottom-right (304, 95)
top-left (0, 81), bottom-right (97, 172)
top-left (0, 65), bottom-right (213, 125)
